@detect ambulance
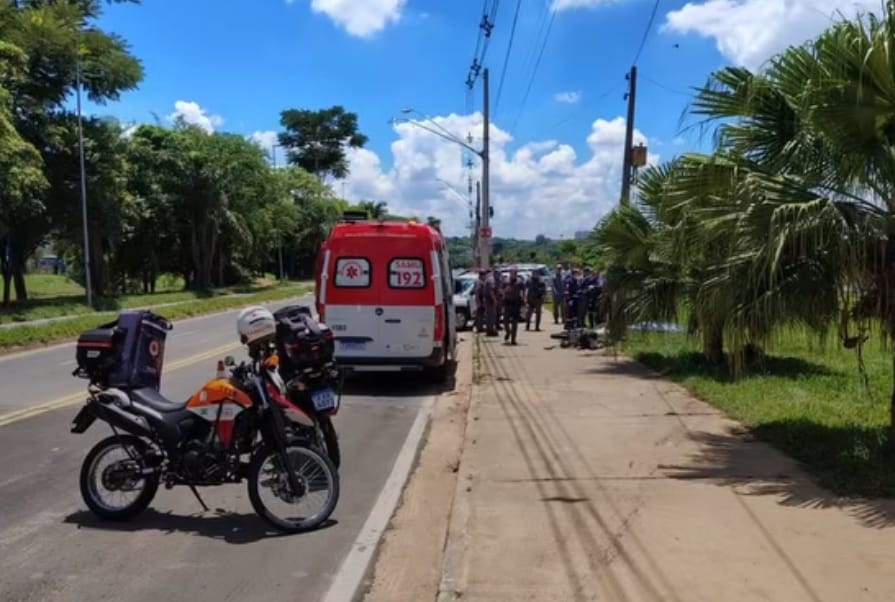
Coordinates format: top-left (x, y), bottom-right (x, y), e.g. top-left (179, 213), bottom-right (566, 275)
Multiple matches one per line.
top-left (314, 213), bottom-right (458, 382)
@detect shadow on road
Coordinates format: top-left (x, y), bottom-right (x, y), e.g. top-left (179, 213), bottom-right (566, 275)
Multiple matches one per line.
top-left (340, 371), bottom-right (457, 398)
top-left (63, 509), bottom-right (338, 544)
top-left (659, 428), bottom-right (895, 529)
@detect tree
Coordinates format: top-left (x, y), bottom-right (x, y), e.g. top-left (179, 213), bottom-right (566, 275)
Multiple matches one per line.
top-left (598, 3), bottom-right (895, 439)
top-left (426, 216), bottom-right (442, 231)
top-left (2, 0), bottom-right (143, 302)
top-left (0, 38), bottom-right (48, 304)
top-left (357, 200), bottom-right (388, 219)
top-left (278, 105), bottom-right (367, 180)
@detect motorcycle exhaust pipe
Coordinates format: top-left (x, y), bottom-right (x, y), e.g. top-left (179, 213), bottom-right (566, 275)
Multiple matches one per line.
top-left (88, 398), bottom-right (154, 439)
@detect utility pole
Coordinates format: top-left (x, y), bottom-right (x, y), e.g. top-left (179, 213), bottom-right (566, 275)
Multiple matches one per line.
top-left (620, 65), bottom-right (637, 205)
top-left (76, 50), bottom-right (93, 307)
top-left (474, 180), bottom-right (482, 267)
top-left (480, 68), bottom-right (491, 269)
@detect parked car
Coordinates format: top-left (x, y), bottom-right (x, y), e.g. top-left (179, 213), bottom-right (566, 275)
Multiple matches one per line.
top-left (453, 274), bottom-right (478, 331)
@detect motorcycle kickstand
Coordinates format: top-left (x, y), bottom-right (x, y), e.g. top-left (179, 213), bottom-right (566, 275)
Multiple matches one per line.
top-left (188, 485), bottom-right (209, 512)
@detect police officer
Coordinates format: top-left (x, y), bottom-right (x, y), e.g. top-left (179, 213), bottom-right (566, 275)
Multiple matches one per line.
top-left (550, 264), bottom-right (565, 325)
top-left (526, 270), bottom-right (547, 331)
top-left (565, 267), bottom-right (582, 328)
top-left (483, 269), bottom-right (499, 336)
top-left (474, 270), bottom-right (487, 333)
top-left (501, 269), bottom-right (525, 344)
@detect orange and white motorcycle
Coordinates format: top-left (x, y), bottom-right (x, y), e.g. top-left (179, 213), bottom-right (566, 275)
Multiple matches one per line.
top-left (70, 349), bottom-right (340, 534)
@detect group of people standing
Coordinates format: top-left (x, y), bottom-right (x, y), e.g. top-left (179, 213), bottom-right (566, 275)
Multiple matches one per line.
top-left (551, 263), bottom-right (603, 329)
top-left (471, 262), bottom-right (602, 345)
top-left (473, 268), bottom-right (548, 345)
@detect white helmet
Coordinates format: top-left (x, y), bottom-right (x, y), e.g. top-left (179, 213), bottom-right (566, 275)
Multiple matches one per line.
top-left (236, 306), bottom-right (276, 346)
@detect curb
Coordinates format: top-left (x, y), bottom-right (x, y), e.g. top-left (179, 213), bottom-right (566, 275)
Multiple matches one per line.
top-left (435, 334), bottom-right (481, 602)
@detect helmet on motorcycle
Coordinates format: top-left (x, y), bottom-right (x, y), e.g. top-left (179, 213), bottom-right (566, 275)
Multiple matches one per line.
top-left (236, 306), bottom-right (276, 346)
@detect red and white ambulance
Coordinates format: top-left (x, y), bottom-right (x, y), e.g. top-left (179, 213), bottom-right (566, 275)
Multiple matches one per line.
top-left (314, 213), bottom-right (458, 382)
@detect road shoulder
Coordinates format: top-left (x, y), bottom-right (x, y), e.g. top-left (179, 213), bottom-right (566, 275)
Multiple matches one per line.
top-left (361, 334), bottom-right (475, 602)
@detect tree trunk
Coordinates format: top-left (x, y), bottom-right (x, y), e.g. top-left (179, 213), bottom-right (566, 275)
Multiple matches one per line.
top-left (702, 322), bottom-right (725, 365)
top-left (2, 271), bottom-right (10, 306)
top-left (890, 354), bottom-right (895, 446)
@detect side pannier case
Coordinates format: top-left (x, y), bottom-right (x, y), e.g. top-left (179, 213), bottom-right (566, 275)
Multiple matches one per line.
top-left (75, 321), bottom-right (122, 383)
top-left (108, 310), bottom-right (172, 391)
top-left (273, 305), bottom-right (335, 379)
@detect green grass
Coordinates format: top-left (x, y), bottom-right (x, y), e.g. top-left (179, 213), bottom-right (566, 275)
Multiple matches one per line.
top-left (0, 273), bottom-right (283, 324)
top-left (619, 328), bottom-right (895, 498)
top-left (0, 281), bottom-right (311, 352)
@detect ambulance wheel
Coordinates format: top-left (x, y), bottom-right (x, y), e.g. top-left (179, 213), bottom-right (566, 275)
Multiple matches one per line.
top-left (430, 359), bottom-right (456, 385)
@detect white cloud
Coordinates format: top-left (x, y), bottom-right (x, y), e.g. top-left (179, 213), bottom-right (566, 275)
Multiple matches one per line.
top-left (300, 0), bottom-right (407, 38)
top-left (664, 0), bottom-right (881, 71)
top-left (338, 113), bottom-right (658, 239)
top-left (250, 130), bottom-right (279, 153)
top-left (553, 90), bottom-right (582, 104)
top-left (551, 0), bottom-right (619, 11)
top-left (167, 100), bottom-right (223, 133)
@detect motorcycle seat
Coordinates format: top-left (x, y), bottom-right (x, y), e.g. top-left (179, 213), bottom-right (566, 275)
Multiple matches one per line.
top-left (131, 387), bottom-right (188, 413)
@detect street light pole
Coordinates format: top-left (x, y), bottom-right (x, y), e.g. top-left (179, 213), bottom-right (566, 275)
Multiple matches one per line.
top-left (270, 143), bottom-right (285, 281)
top-left (394, 75), bottom-right (493, 269)
top-left (75, 48), bottom-right (93, 307)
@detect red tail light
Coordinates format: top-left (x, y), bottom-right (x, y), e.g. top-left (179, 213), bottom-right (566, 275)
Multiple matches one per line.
top-left (434, 307), bottom-right (444, 342)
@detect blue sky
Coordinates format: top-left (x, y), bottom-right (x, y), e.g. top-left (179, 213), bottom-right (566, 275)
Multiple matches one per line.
top-left (84, 0), bottom-right (878, 238)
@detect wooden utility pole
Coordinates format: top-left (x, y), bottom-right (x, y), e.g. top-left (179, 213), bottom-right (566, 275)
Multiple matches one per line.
top-left (620, 65), bottom-right (638, 205)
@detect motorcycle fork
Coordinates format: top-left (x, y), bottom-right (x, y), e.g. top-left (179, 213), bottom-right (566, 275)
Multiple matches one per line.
top-left (266, 404), bottom-right (305, 498)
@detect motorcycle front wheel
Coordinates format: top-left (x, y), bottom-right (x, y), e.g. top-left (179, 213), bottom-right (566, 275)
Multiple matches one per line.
top-left (79, 434), bottom-right (160, 521)
top-left (319, 416), bottom-right (341, 469)
top-left (248, 443), bottom-right (339, 533)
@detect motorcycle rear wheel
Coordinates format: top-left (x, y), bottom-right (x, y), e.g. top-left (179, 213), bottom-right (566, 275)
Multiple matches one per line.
top-left (248, 443), bottom-right (339, 533)
top-left (79, 434), bottom-right (159, 521)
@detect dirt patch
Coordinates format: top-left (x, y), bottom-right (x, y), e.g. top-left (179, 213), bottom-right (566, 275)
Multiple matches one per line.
top-left (361, 337), bottom-right (475, 602)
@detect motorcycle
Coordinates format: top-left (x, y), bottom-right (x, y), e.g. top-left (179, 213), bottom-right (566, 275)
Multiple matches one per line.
top-left (264, 353), bottom-right (343, 469)
top-left (70, 315), bottom-right (339, 534)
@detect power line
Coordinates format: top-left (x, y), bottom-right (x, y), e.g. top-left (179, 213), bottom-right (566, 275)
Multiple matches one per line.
top-left (548, 81), bottom-right (626, 129)
top-left (641, 74), bottom-right (691, 97)
top-left (631, 0), bottom-right (661, 66)
top-left (509, 5), bottom-right (557, 132)
top-left (493, 0), bottom-right (523, 120)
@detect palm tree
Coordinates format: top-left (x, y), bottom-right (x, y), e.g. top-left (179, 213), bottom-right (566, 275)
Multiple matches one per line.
top-left (358, 200), bottom-right (388, 219)
top-left (602, 3), bottom-right (895, 437)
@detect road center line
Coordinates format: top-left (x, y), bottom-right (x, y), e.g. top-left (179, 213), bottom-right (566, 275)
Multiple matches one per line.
top-left (0, 341), bottom-right (241, 428)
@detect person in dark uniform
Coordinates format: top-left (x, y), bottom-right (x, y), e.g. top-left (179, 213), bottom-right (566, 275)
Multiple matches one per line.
top-left (564, 267), bottom-right (581, 328)
top-left (580, 267), bottom-right (595, 329)
top-left (550, 264), bottom-right (565, 325)
top-left (587, 269), bottom-right (603, 328)
top-left (525, 270), bottom-right (547, 331)
top-left (474, 270), bottom-right (487, 333)
top-left (501, 269), bottom-right (525, 344)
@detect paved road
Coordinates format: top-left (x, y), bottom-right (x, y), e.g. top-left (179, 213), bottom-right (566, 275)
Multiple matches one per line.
top-left (0, 297), bottom-right (438, 602)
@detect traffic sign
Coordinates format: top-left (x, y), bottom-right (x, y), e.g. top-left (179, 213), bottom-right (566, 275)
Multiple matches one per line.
top-left (480, 227), bottom-right (492, 239)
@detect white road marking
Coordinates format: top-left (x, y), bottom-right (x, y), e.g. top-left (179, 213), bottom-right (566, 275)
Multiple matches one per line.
top-left (321, 396), bottom-right (435, 602)
top-left (171, 329), bottom-right (199, 338)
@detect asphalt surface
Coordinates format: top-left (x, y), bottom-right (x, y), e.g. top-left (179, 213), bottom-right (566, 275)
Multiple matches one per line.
top-left (0, 297), bottom-right (439, 602)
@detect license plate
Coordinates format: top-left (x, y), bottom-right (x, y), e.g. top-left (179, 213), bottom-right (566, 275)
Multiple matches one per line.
top-left (310, 387), bottom-right (338, 412)
top-left (339, 341), bottom-right (366, 351)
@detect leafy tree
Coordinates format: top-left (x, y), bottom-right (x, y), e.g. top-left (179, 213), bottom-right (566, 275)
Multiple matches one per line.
top-left (0, 37), bottom-right (47, 304)
top-left (1, 0), bottom-right (143, 301)
top-left (278, 105), bottom-right (367, 180)
top-left (356, 200), bottom-right (387, 218)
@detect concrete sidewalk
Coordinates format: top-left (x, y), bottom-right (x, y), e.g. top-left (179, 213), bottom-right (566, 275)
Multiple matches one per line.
top-left (431, 328), bottom-right (895, 601)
